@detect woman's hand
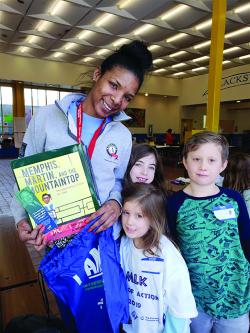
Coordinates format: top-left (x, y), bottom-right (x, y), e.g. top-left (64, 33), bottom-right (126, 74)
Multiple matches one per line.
top-left (88, 199), bottom-right (121, 233)
top-left (17, 219), bottom-right (47, 251)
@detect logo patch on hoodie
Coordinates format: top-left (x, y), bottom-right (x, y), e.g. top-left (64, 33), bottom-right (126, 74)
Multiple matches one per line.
top-left (106, 143), bottom-right (118, 159)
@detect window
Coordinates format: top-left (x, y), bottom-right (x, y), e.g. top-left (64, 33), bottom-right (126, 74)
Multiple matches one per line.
top-left (24, 88), bottom-right (78, 127)
top-left (0, 86), bottom-right (13, 135)
top-left (203, 115), bottom-right (207, 129)
top-left (24, 88), bottom-right (32, 127)
top-left (47, 90), bottom-right (59, 105)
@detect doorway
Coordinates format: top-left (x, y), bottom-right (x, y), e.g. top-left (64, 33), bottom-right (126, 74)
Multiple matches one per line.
top-left (180, 118), bottom-right (193, 143)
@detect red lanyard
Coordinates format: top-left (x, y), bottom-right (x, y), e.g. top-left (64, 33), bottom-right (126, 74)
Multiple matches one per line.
top-left (77, 103), bottom-right (106, 159)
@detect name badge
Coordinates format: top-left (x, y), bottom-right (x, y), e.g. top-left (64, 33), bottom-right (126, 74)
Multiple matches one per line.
top-left (213, 204), bottom-right (236, 220)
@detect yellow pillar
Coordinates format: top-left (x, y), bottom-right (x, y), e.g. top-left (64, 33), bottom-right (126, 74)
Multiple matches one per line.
top-left (206, 0), bottom-right (226, 132)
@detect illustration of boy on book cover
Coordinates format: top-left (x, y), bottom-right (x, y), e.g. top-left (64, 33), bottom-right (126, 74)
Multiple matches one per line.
top-left (42, 193), bottom-right (58, 222)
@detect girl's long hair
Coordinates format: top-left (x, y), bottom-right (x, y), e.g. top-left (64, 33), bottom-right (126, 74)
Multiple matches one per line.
top-left (223, 152), bottom-right (250, 192)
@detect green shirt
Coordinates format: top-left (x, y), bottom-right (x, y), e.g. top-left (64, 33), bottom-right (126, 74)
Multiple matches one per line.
top-left (167, 188), bottom-right (250, 319)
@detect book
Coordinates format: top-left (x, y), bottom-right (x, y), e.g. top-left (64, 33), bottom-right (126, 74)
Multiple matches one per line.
top-left (11, 144), bottom-right (100, 242)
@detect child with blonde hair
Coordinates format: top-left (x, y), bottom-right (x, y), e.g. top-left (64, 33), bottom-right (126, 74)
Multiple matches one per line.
top-left (167, 131), bottom-right (250, 333)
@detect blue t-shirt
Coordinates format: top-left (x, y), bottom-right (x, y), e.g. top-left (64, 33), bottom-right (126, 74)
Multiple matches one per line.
top-left (82, 113), bottom-right (103, 147)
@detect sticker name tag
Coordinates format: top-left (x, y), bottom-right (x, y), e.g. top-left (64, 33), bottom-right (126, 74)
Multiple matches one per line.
top-left (213, 204), bottom-right (236, 220)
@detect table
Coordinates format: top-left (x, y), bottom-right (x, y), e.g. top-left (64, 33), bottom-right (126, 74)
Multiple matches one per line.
top-left (0, 216), bottom-right (46, 330)
top-left (155, 145), bottom-right (182, 166)
top-left (1, 283), bottom-right (46, 327)
top-left (0, 216), bottom-right (37, 290)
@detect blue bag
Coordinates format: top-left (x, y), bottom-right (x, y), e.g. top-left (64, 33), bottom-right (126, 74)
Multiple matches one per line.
top-left (39, 220), bottom-right (129, 333)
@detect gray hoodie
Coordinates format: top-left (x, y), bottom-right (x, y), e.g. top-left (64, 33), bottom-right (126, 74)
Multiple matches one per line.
top-left (11, 93), bottom-right (132, 224)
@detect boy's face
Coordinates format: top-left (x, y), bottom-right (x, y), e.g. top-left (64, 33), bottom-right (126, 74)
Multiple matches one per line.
top-left (42, 195), bottom-right (51, 204)
top-left (183, 142), bottom-right (227, 187)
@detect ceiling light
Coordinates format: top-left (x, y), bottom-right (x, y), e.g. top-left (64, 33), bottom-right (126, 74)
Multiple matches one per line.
top-left (54, 52), bottom-right (63, 58)
top-left (166, 33), bottom-right (186, 43)
top-left (95, 13), bottom-right (113, 27)
top-left (173, 72), bottom-right (186, 76)
top-left (234, 3), bottom-right (250, 13)
top-left (145, 93), bottom-right (148, 97)
top-left (223, 47), bottom-right (240, 54)
top-left (37, 20), bottom-right (50, 32)
top-left (161, 4), bottom-right (189, 21)
top-left (222, 60), bottom-right (231, 64)
top-left (28, 36), bottom-right (37, 44)
top-left (117, 0), bottom-right (133, 9)
top-left (112, 38), bottom-right (129, 47)
top-left (148, 45), bottom-right (160, 51)
top-left (83, 57), bottom-right (93, 62)
top-left (195, 19), bottom-right (212, 30)
top-left (153, 69), bottom-right (167, 73)
top-left (20, 47), bottom-right (28, 53)
top-left (225, 27), bottom-right (250, 39)
top-left (171, 63), bottom-right (186, 68)
top-left (239, 54), bottom-right (250, 60)
top-left (193, 41), bottom-right (211, 49)
top-left (133, 24), bottom-right (154, 36)
top-left (192, 67), bottom-right (206, 72)
top-left (49, 1), bottom-right (64, 16)
top-left (65, 43), bottom-right (75, 50)
top-left (153, 59), bottom-right (164, 64)
top-left (96, 49), bottom-right (109, 56)
top-left (236, 100), bottom-right (241, 103)
top-left (192, 56), bottom-right (209, 62)
top-left (78, 30), bottom-right (92, 40)
top-left (169, 51), bottom-right (186, 57)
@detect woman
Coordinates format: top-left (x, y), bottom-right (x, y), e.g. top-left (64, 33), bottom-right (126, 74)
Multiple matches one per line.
top-left (11, 40), bottom-right (152, 333)
top-left (11, 40), bottom-right (152, 249)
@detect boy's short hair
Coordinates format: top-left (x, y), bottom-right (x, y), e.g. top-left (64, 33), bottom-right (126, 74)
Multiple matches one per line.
top-left (42, 193), bottom-right (51, 200)
top-left (182, 131), bottom-right (229, 162)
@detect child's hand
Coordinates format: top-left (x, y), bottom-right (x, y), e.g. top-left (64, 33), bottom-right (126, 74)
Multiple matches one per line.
top-left (87, 200), bottom-right (121, 233)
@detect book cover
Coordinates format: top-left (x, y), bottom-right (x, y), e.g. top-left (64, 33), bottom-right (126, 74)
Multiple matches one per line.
top-left (11, 144), bottom-right (100, 242)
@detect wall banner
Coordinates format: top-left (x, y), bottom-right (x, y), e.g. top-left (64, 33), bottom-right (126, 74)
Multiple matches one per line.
top-left (203, 71), bottom-right (250, 96)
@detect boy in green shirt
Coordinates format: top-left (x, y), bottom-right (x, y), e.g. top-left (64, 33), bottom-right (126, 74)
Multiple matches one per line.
top-left (167, 131), bottom-right (250, 333)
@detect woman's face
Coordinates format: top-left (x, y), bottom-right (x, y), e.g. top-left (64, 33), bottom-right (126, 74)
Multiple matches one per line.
top-left (86, 66), bottom-right (139, 119)
top-left (129, 153), bottom-right (156, 184)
